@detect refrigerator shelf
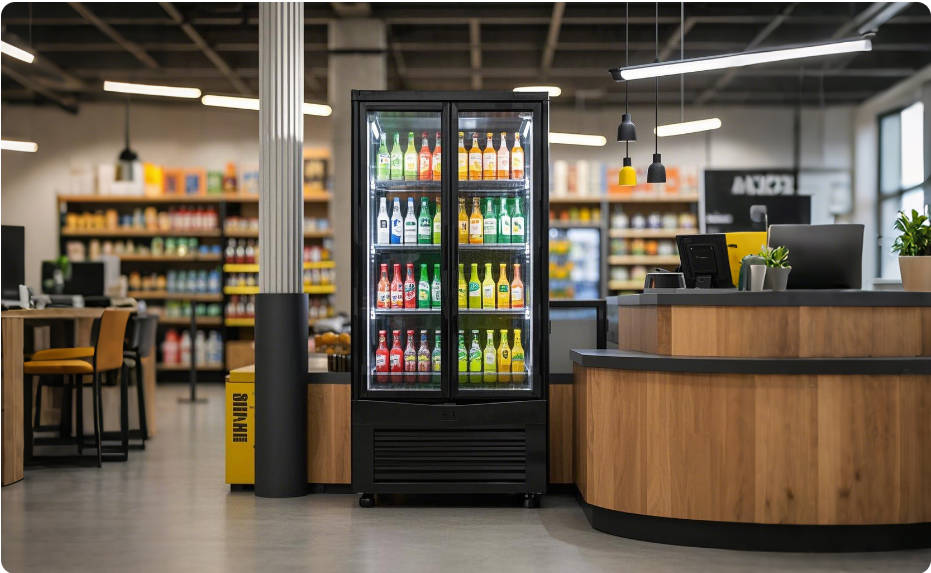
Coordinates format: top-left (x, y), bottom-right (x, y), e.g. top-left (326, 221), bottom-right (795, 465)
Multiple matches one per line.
top-left (374, 180), bottom-right (441, 192)
top-left (372, 244), bottom-right (442, 252)
top-left (457, 308), bottom-right (528, 316)
top-left (373, 308), bottom-right (441, 316)
top-left (456, 179), bottom-right (528, 191)
top-left (456, 244), bottom-right (527, 252)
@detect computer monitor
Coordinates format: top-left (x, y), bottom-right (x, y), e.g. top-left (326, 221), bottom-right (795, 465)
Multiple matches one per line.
top-left (41, 261), bottom-right (106, 297)
top-left (676, 234), bottom-right (733, 288)
top-left (1, 225), bottom-right (25, 299)
top-left (768, 224), bottom-right (863, 289)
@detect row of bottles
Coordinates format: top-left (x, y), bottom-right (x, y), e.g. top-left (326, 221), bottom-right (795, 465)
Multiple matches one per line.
top-left (375, 196), bottom-right (440, 245)
top-left (457, 132), bottom-right (524, 181)
top-left (376, 132), bottom-right (442, 182)
top-left (458, 262), bottom-right (524, 310)
top-left (64, 207), bottom-right (219, 232)
top-left (458, 329), bottom-right (526, 384)
top-left (374, 329), bottom-right (442, 382)
top-left (458, 197), bottom-right (525, 244)
top-left (225, 239), bottom-right (257, 263)
top-left (376, 263), bottom-right (441, 310)
top-left (126, 269), bottom-right (222, 293)
top-left (226, 295), bottom-right (334, 320)
top-left (160, 328), bottom-right (223, 367)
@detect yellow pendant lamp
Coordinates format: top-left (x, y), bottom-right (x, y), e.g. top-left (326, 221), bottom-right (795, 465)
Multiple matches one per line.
top-left (617, 2), bottom-right (636, 187)
top-left (618, 157), bottom-right (636, 186)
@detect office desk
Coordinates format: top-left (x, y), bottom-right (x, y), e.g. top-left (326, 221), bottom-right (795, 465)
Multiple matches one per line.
top-left (1, 307), bottom-right (155, 486)
top-left (569, 290), bottom-right (931, 551)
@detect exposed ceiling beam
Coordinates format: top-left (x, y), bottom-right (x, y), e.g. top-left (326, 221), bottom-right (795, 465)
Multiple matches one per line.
top-left (160, 2), bottom-right (252, 95)
top-left (387, 27), bottom-right (408, 90)
top-left (540, 2), bottom-right (565, 79)
top-left (2, 66), bottom-right (79, 113)
top-left (658, 17), bottom-right (697, 61)
top-left (1, 32), bottom-right (86, 92)
top-left (68, 2), bottom-right (159, 69)
top-left (331, 3), bottom-right (371, 18)
top-left (694, 3), bottom-right (798, 105)
top-left (857, 2), bottom-right (911, 34)
top-left (822, 2), bottom-right (910, 72)
top-left (469, 18), bottom-right (481, 89)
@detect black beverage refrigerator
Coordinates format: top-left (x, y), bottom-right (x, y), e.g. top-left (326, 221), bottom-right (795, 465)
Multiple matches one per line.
top-left (351, 90), bottom-right (549, 507)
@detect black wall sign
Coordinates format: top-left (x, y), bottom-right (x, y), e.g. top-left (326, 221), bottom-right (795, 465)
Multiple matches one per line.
top-left (704, 169), bottom-right (810, 233)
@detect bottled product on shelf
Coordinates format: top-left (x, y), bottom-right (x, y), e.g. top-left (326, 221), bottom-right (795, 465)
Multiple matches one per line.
top-left (160, 328), bottom-right (223, 368)
top-left (376, 261), bottom-right (440, 310)
top-left (226, 294), bottom-right (333, 322)
top-left (381, 196), bottom-right (441, 246)
top-left (64, 237), bottom-right (223, 262)
top-left (455, 132), bottom-right (524, 182)
top-left (458, 262), bottom-right (523, 310)
top-left (460, 196), bottom-right (524, 244)
top-left (125, 268), bottom-right (222, 294)
top-left (456, 328), bottom-right (525, 385)
top-left (63, 207), bottom-right (219, 233)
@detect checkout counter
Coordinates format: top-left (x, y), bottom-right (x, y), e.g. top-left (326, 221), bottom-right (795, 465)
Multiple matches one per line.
top-left (568, 289), bottom-right (931, 550)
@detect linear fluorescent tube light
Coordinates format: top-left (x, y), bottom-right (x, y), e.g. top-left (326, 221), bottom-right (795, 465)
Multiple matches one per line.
top-left (0, 41), bottom-right (35, 63)
top-left (1, 139), bottom-right (38, 152)
top-left (550, 132), bottom-right (607, 147)
top-left (514, 86), bottom-right (562, 97)
top-left (201, 95), bottom-right (332, 116)
top-left (103, 81), bottom-right (201, 99)
top-left (611, 37), bottom-right (871, 81)
top-left (655, 118), bottom-right (722, 137)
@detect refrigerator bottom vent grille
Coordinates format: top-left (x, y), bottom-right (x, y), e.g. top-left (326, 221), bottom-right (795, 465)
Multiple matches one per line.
top-left (372, 429), bottom-right (528, 484)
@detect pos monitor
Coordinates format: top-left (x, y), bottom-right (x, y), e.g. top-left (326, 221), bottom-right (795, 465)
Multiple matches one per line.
top-left (768, 224), bottom-right (864, 289)
top-left (676, 234), bottom-right (733, 288)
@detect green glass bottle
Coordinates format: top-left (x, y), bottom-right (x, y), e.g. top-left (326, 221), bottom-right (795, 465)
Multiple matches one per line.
top-left (376, 134), bottom-right (390, 181)
top-left (511, 198), bottom-right (525, 244)
top-left (483, 197), bottom-right (498, 244)
top-left (431, 263), bottom-right (441, 308)
top-left (417, 197), bottom-right (432, 244)
top-left (389, 133), bottom-right (403, 180)
top-left (417, 264), bottom-right (430, 308)
top-left (457, 330), bottom-right (468, 384)
top-left (468, 329), bottom-right (483, 384)
top-left (432, 330), bottom-right (442, 373)
top-left (404, 131), bottom-right (417, 181)
top-left (467, 263), bottom-right (481, 309)
top-left (498, 197), bottom-right (511, 243)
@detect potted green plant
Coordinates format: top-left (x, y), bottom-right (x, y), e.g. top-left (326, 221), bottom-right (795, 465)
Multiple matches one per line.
top-left (892, 207), bottom-right (931, 292)
top-left (759, 245), bottom-right (791, 291)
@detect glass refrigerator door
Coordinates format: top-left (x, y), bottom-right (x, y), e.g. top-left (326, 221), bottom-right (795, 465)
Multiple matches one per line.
top-left (365, 110), bottom-right (445, 394)
top-left (453, 110), bottom-right (536, 396)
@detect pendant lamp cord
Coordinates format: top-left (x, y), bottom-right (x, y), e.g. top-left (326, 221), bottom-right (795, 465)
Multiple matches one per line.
top-left (124, 98), bottom-right (131, 150)
top-left (680, 1), bottom-right (684, 123)
top-left (654, 1), bottom-right (659, 155)
top-left (625, 1), bottom-right (630, 157)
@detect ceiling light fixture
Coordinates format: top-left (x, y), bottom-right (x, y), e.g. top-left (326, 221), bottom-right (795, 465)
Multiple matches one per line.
top-left (201, 95), bottom-right (332, 116)
top-left (646, 2), bottom-right (666, 184)
top-left (656, 117), bottom-right (722, 137)
top-left (1, 139), bottom-right (38, 152)
top-left (617, 1), bottom-right (637, 187)
top-left (0, 41), bottom-right (35, 63)
top-left (514, 86), bottom-right (562, 97)
top-left (104, 81), bottom-right (201, 99)
top-left (611, 37), bottom-right (871, 81)
top-left (550, 132), bottom-right (607, 147)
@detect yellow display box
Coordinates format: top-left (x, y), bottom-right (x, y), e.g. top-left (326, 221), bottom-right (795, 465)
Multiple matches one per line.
top-left (225, 381), bottom-right (255, 485)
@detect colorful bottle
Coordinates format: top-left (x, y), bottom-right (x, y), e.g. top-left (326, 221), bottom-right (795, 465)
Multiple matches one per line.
top-left (404, 263), bottom-right (416, 309)
top-left (431, 263), bottom-right (441, 309)
top-left (457, 330), bottom-right (468, 383)
top-left (376, 197), bottom-right (390, 244)
top-left (511, 328), bottom-right (525, 382)
top-left (390, 263), bottom-right (403, 308)
top-left (483, 330), bottom-right (497, 383)
top-left (457, 131), bottom-right (467, 181)
top-left (457, 263), bottom-right (467, 308)
top-left (511, 263), bottom-right (524, 308)
top-left (469, 197), bottom-right (484, 244)
top-left (403, 329), bottom-right (417, 381)
top-left (418, 132), bottom-right (432, 181)
top-left (511, 132), bottom-right (525, 180)
top-left (404, 132), bottom-right (418, 181)
top-left (511, 198), bottom-right (525, 244)
top-left (497, 329), bottom-right (511, 383)
top-left (496, 263), bottom-right (510, 308)
top-left (468, 132), bottom-right (483, 180)
top-left (457, 198), bottom-right (469, 244)
top-left (496, 131), bottom-right (510, 179)
top-left (498, 197), bottom-right (511, 243)
top-left (482, 262), bottom-right (496, 309)
top-left (482, 132), bottom-right (496, 180)
top-left (403, 197), bottom-right (417, 243)
top-left (376, 134), bottom-right (390, 181)
top-left (432, 330), bottom-right (442, 373)
top-left (389, 132), bottom-right (403, 180)
top-left (375, 329), bottom-right (389, 383)
top-left (376, 263), bottom-right (389, 309)
top-left (483, 198), bottom-right (498, 244)
top-left (432, 131), bottom-right (442, 181)
top-left (389, 329), bottom-right (403, 380)
top-left (417, 263), bottom-right (430, 308)
top-left (417, 197), bottom-right (432, 244)
top-left (468, 330), bottom-right (482, 383)
top-left (468, 263), bottom-right (481, 309)
top-left (417, 330), bottom-right (431, 382)
top-left (432, 197), bottom-right (442, 244)
top-left (389, 197), bottom-right (403, 244)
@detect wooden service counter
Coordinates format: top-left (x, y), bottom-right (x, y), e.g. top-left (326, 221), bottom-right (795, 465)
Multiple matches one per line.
top-left (569, 290), bottom-right (931, 551)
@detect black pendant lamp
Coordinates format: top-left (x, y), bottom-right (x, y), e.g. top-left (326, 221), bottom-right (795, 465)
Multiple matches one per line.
top-left (647, 1), bottom-right (666, 184)
top-left (617, 2), bottom-right (637, 143)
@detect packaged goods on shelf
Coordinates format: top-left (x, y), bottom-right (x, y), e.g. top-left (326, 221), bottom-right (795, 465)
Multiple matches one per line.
top-left (550, 160), bottom-right (605, 198)
top-left (160, 328), bottom-right (223, 368)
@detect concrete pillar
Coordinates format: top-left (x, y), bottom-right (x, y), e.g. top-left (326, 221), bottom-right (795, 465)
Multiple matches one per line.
top-left (328, 19), bottom-right (387, 314)
top-left (255, 1), bottom-right (308, 498)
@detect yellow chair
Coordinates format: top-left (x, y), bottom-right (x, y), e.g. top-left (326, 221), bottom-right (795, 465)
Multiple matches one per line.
top-left (24, 309), bottom-right (132, 467)
top-left (724, 232), bottom-right (767, 288)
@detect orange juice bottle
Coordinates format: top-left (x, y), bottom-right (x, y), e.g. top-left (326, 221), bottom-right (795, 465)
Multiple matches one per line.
top-left (496, 131), bottom-right (510, 179)
top-left (418, 132), bottom-right (432, 181)
top-left (457, 131), bottom-right (467, 181)
top-left (496, 263), bottom-right (510, 308)
top-left (510, 263), bottom-right (524, 308)
top-left (432, 131), bottom-right (442, 181)
top-left (469, 197), bottom-right (484, 243)
top-left (457, 198), bottom-right (469, 244)
top-left (511, 132), bottom-right (524, 180)
top-left (482, 132), bottom-right (497, 180)
top-left (468, 132), bottom-right (483, 180)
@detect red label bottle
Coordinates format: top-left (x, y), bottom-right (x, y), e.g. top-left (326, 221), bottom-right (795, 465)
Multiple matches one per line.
top-left (403, 329), bottom-right (417, 382)
top-left (390, 263), bottom-right (403, 309)
top-left (403, 263), bottom-right (416, 309)
top-left (389, 329), bottom-right (403, 382)
top-left (374, 329), bottom-right (389, 383)
top-left (376, 263), bottom-right (390, 309)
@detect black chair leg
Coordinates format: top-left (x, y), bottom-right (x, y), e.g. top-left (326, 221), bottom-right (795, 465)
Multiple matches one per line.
top-left (135, 355), bottom-right (148, 446)
top-left (119, 365), bottom-right (129, 461)
top-left (76, 376), bottom-right (84, 454)
top-left (60, 376), bottom-right (73, 440)
top-left (92, 372), bottom-right (102, 468)
top-left (33, 377), bottom-right (43, 430)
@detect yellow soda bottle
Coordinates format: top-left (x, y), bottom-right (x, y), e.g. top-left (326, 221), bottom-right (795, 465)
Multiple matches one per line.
top-left (497, 329), bottom-right (511, 383)
top-left (468, 263), bottom-right (482, 309)
top-left (481, 263), bottom-right (496, 308)
top-left (457, 198), bottom-right (469, 244)
top-left (468, 132), bottom-right (483, 180)
top-left (496, 263), bottom-right (510, 308)
top-left (457, 263), bottom-right (467, 309)
top-left (469, 197), bottom-right (484, 243)
top-left (511, 328), bottom-right (525, 383)
top-left (482, 132), bottom-right (497, 180)
top-left (483, 329), bottom-right (497, 383)
top-left (457, 131), bottom-right (468, 181)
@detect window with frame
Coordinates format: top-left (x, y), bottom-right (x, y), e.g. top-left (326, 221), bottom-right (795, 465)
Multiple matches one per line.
top-left (877, 101), bottom-right (925, 279)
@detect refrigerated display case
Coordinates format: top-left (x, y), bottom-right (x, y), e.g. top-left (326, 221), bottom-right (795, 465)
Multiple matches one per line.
top-left (351, 91), bottom-right (548, 506)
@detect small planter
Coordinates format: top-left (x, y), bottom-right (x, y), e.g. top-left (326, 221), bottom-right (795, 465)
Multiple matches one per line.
top-left (764, 266), bottom-right (792, 291)
top-left (899, 256), bottom-right (931, 291)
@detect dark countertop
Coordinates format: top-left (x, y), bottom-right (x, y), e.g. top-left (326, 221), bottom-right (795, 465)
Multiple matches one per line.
top-left (570, 348), bottom-right (931, 376)
top-left (614, 289), bottom-right (931, 307)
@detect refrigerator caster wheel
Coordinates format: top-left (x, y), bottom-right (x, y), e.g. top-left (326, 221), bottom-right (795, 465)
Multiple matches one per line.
top-left (359, 494), bottom-right (376, 508)
top-left (523, 494), bottom-right (541, 509)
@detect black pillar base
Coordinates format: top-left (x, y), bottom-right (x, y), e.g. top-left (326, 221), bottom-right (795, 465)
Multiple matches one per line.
top-left (255, 292), bottom-right (309, 498)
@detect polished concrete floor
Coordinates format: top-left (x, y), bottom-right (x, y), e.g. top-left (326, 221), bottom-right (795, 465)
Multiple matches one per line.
top-left (3, 384), bottom-right (930, 573)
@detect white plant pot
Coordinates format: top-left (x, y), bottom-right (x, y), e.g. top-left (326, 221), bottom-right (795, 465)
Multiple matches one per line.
top-left (898, 256), bottom-right (931, 292)
top-left (763, 266), bottom-right (792, 291)
top-left (749, 265), bottom-right (767, 292)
